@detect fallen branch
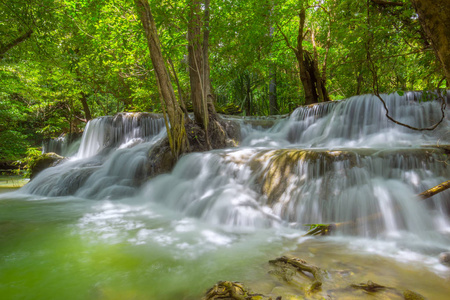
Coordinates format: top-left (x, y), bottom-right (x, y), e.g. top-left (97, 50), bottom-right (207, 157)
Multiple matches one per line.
top-left (350, 281), bottom-right (426, 299)
top-left (305, 180), bottom-right (450, 236)
top-left (350, 280), bottom-right (393, 292)
top-left (418, 180), bottom-right (450, 200)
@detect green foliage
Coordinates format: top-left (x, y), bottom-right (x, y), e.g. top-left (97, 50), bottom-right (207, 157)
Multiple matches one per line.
top-left (0, 0), bottom-right (447, 163)
top-left (216, 103), bottom-right (242, 115)
top-left (304, 223), bottom-right (334, 236)
top-left (13, 147), bottom-right (42, 178)
top-left (0, 130), bottom-right (30, 161)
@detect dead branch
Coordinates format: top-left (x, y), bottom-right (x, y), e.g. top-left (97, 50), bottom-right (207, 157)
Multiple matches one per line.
top-left (418, 180), bottom-right (450, 200)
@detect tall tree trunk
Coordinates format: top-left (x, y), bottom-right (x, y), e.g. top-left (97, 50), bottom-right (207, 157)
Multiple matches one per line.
top-left (203, 0), bottom-right (216, 115)
top-left (293, 7), bottom-right (330, 105)
top-left (269, 22), bottom-right (279, 115)
top-left (356, 68), bottom-right (363, 95)
top-left (411, 0), bottom-right (450, 83)
top-left (80, 92), bottom-right (92, 122)
top-left (296, 7), bottom-right (317, 105)
top-left (134, 0), bottom-right (187, 159)
top-left (188, 0), bottom-right (207, 127)
top-left (269, 69), bottom-right (278, 114)
top-left (246, 74), bottom-right (252, 116)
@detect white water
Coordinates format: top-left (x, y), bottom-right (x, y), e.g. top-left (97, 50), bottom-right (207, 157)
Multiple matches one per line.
top-left (1, 92), bottom-right (450, 299)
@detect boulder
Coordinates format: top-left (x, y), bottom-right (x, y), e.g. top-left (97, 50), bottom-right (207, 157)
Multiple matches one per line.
top-left (29, 152), bottom-right (64, 180)
top-left (439, 252), bottom-right (450, 266)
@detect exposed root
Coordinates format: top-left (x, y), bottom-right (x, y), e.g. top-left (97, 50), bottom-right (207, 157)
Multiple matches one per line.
top-left (269, 256), bottom-right (326, 293)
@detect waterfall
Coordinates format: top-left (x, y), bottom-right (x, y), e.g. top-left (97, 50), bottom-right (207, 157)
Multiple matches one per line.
top-left (17, 92), bottom-right (450, 236)
top-left (42, 133), bottom-right (82, 157)
top-left (21, 112), bottom-right (166, 198)
top-left (76, 113), bottom-right (165, 159)
top-left (287, 92), bottom-right (449, 147)
top-left (3, 92), bottom-right (450, 298)
top-left (139, 92), bottom-right (450, 238)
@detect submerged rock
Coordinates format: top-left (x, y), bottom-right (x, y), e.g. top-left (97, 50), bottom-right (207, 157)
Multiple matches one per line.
top-left (203, 281), bottom-right (275, 300)
top-left (269, 256), bottom-right (325, 293)
top-left (438, 252), bottom-right (450, 266)
top-left (403, 290), bottom-right (426, 300)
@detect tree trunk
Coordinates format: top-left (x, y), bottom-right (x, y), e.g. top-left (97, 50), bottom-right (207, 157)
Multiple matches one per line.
top-left (296, 8), bottom-right (316, 105)
top-left (134, 0), bottom-right (187, 159)
top-left (294, 7), bottom-right (330, 105)
top-left (203, 0), bottom-right (216, 115)
top-left (269, 24), bottom-right (279, 115)
top-left (80, 92), bottom-right (92, 122)
top-left (411, 0), bottom-right (450, 83)
top-left (269, 69), bottom-right (278, 114)
top-left (188, 0), bottom-right (207, 128)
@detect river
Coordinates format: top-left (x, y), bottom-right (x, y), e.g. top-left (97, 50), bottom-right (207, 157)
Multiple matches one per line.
top-left (1, 92), bottom-right (449, 299)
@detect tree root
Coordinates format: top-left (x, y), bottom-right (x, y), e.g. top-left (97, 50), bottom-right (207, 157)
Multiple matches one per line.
top-left (350, 280), bottom-right (393, 292)
top-left (350, 280), bottom-right (426, 300)
top-left (203, 281), bottom-right (276, 300)
top-left (269, 256), bottom-right (325, 293)
top-left (204, 256), bottom-right (428, 299)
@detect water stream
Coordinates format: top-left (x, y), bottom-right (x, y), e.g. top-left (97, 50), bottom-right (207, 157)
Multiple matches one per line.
top-left (1, 93), bottom-right (449, 299)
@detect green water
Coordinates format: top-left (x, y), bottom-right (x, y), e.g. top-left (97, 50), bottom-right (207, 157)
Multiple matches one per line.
top-left (0, 191), bottom-right (449, 300)
top-left (0, 195), bottom-right (282, 299)
top-left (0, 175), bottom-right (28, 191)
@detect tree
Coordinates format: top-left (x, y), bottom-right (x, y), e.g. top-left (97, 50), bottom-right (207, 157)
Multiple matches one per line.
top-left (275, 0), bottom-right (330, 105)
top-left (134, 0), bottom-right (188, 159)
top-left (411, 0), bottom-right (450, 83)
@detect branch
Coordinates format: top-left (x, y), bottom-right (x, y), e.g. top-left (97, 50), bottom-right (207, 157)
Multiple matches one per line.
top-left (368, 43), bottom-right (446, 131)
top-left (0, 30), bottom-right (33, 59)
top-left (374, 92), bottom-right (446, 131)
top-left (275, 22), bottom-right (296, 53)
top-left (305, 180), bottom-right (450, 236)
top-left (370, 0), bottom-right (404, 6)
top-left (419, 180), bottom-right (450, 200)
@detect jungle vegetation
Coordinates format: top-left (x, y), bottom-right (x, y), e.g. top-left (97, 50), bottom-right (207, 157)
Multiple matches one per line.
top-left (1, 0), bottom-right (449, 163)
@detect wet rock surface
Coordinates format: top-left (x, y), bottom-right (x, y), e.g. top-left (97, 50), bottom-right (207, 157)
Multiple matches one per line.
top-left (30, 152), bottom-right (65, 180)
top-left (438, 252), bottom-right (450, 266)
top-left (203, 256), bottom-right (429, 300)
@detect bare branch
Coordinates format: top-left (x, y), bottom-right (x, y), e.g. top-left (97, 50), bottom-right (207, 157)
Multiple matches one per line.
top-left (419, 180), bottom-right (450, 200)
top-left (370, 50), bottom-right (446, 131)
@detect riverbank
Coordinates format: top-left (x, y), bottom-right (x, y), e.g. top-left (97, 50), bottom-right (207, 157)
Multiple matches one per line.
top-left (0, 175), bottom-right (28, 192)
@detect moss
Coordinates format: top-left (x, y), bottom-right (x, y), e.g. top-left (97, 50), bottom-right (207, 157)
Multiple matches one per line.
top-left (403, 290), bottom-right (426, 300)
top-left (29, 152), bottom-right (64, 180)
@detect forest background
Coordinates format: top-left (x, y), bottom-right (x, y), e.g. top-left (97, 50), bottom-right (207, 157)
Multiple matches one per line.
top-left (0, 0), bottom-right (448, 166)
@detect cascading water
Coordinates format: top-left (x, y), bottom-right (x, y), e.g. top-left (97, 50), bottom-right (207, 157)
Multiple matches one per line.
top-left (76, 112), bottom-right (165, 159)
top-left (21, 113), bottom-right (166, 198)
top-left (42, 133), bottom-right (82, 157)
top-left (1, 92), bottom-right (449, 299)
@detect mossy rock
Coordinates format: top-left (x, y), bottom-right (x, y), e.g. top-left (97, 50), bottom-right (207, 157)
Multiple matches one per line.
top-left (438, 252), bottom-right (450, 266)
top-left (403, 290), bottom-right (426, 300)
top-left (203, 281), bottom-right (274, 300)
top-left (30, 152), bottom-right (64, 180)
